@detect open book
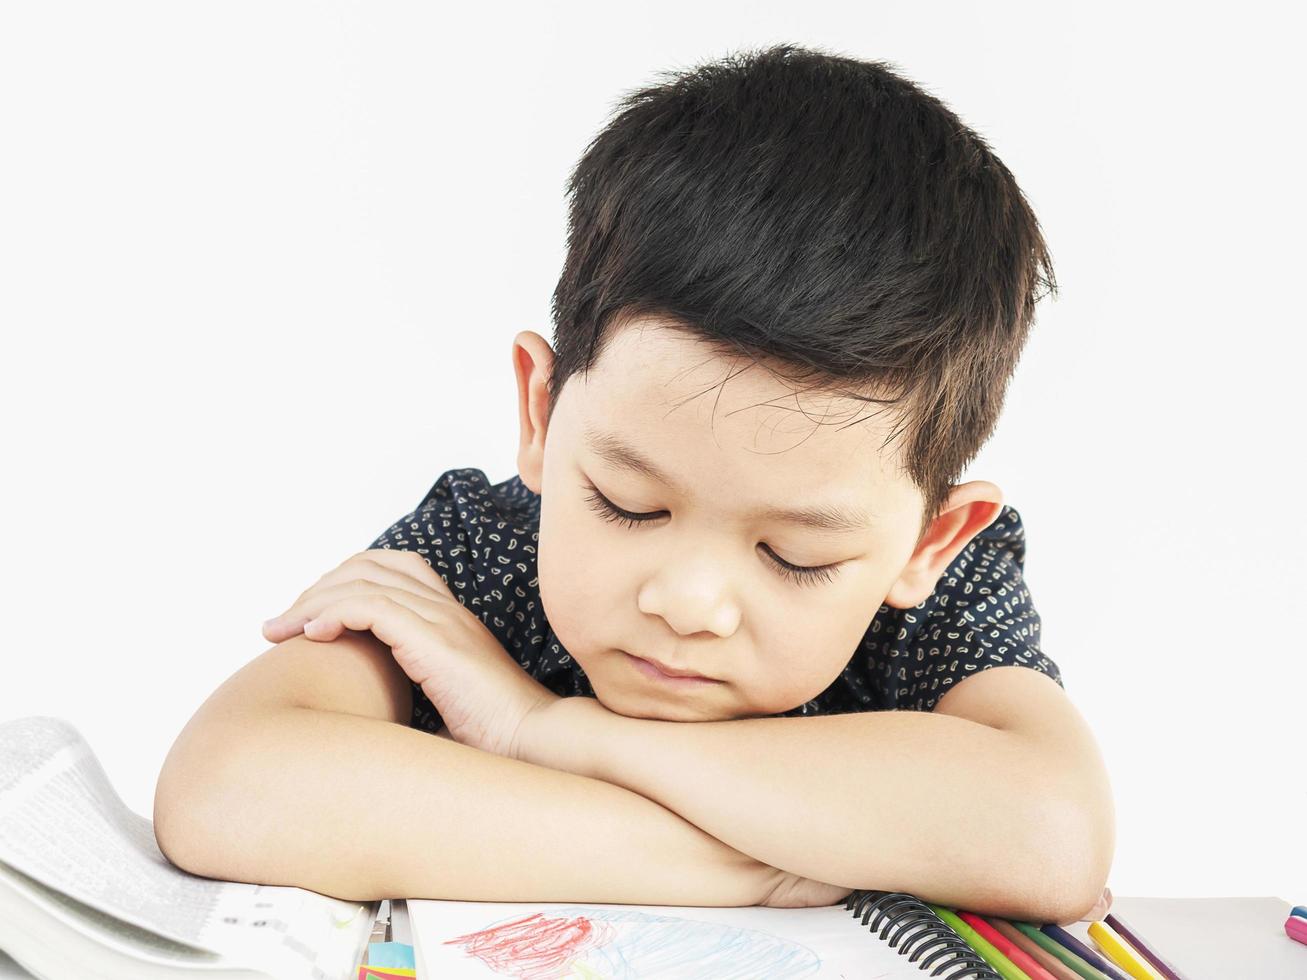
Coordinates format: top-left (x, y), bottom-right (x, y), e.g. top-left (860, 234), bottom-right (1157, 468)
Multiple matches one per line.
top-left (0, 715), bottom-right (378, 980)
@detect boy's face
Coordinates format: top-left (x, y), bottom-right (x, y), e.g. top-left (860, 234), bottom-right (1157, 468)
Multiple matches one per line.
top-left (514, 318), bottom-right (1001, 722)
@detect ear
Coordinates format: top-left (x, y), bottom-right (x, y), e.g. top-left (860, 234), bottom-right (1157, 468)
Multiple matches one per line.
top-left (512, 330), bottom-right (556, 495)
top-left (882, 481), bottom-right (1005, 609)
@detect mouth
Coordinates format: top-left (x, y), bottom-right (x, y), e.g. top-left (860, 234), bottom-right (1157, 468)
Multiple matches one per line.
top-left (623, 652), bottom-right (722, 686)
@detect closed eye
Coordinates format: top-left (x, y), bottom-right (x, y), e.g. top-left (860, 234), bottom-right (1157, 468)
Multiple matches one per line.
top-left (580, 482), bottom-right (843, 588)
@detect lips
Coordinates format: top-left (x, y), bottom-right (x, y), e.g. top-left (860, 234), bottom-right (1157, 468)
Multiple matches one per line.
top-left (631, 653), bottom-right (715, 681)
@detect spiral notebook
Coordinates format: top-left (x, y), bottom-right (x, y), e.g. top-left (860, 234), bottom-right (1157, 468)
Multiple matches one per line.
top-left (406, 889), bottom-right (1002, 978)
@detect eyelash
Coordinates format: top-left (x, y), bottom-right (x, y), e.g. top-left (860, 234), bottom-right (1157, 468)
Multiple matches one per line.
top-left (581, 483), bottom-right (842, 588)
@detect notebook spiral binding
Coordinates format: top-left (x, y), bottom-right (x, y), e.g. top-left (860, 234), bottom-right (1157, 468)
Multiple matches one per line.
top-left (844, 890), bottom-right (1002, 979)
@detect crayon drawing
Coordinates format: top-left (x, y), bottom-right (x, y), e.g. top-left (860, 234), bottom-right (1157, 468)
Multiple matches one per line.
top-left (442, 907), bottom-right (824, 979)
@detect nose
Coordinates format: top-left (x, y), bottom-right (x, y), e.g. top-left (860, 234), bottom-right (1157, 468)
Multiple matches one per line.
top-left (637, 558), bottom-right (741, 638)
top-left (654, 599), bottom-right (739, 638)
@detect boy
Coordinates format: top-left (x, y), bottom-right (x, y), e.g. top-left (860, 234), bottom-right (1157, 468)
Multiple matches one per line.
top-left (155, 44), bottom-right (1113, 923)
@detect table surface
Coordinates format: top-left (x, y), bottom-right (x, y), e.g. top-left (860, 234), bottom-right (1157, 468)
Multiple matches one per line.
top-left (1057, 895), bottom-right (1302, 980)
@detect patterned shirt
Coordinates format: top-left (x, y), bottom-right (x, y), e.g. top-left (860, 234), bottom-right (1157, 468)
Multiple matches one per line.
top-left (367, 468), bottom-right (1063, 733)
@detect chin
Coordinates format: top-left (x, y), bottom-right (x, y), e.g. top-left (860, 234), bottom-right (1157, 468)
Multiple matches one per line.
top-left (599, 687), bottom-right (735, 723)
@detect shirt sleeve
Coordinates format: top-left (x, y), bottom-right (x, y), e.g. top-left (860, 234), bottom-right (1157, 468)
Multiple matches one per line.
top-left (872, 505), bottom-right (1063, 713)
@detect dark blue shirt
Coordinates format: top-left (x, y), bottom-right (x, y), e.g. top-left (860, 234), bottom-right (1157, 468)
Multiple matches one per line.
top-left (368, 468), bottom-right (1062, 734)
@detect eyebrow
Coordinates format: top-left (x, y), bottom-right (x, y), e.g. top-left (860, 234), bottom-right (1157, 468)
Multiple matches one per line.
top-left (583, 426), bottom-right (874, 533)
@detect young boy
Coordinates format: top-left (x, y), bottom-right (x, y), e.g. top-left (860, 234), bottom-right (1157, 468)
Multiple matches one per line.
top-left (157, 44), bottom-right (1113, 923)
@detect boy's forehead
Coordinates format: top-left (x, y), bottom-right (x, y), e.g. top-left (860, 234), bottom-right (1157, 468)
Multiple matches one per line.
top-left (574, 321), bottom-right (918, 516)
top-left (587, 319), bottom-right (868, 420)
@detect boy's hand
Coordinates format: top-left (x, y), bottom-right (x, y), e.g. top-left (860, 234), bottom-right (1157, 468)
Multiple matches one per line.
top-left (260, 548), bottom-right (558, 760)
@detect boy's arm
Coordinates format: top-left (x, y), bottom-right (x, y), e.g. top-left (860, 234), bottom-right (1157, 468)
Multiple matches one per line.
top-left (525, 665), bottom-right (1114, 925)
top-left (153, 630), bottom-right (777, 906)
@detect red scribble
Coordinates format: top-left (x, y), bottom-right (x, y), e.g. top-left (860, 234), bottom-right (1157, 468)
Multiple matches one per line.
top-left (443, 912), bottom-right (617, 979)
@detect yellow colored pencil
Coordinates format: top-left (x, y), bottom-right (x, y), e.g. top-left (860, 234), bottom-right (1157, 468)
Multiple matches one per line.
top-left (1087, 920), bottom-right (1164, 980)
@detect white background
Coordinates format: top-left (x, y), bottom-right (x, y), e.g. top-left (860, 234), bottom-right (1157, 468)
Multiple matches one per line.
top-left (2, 0), bottom-right (1303, 904)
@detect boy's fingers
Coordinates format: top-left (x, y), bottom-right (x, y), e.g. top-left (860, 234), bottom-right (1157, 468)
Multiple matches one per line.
top-left (358, 549), bottom-right (455, 599)
top-left (263, 563), bottom-right (451, 640)
top-left (262, 569), bottom-right (412, 639)
top-left (262, 549), bottom-right (455, 642)
top-left (283, 582), bottom-right (448, 639)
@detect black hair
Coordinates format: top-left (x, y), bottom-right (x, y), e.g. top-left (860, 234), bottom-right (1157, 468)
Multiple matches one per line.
top-left (547, 43), bottom-right (1056, 541)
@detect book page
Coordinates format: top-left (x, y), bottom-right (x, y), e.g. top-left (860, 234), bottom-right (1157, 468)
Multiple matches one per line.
top-left (0, 858), bottom-right (222, 966)
top-left (0, 715), bottom-right (375, 978)
top-left (409, 897), bottom-right (951, 978)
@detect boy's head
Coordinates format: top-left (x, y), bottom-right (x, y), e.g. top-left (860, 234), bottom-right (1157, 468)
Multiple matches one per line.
top-left (512, 44), bottom-right (1055, 722)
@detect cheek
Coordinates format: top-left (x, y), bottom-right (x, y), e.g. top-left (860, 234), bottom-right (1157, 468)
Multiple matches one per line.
top-left (745, 592), bottom-right (880, 710)
top-left (744, 618), bottom-right (838, 712)
top-left (536, 495), bottom-right (616, 655)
